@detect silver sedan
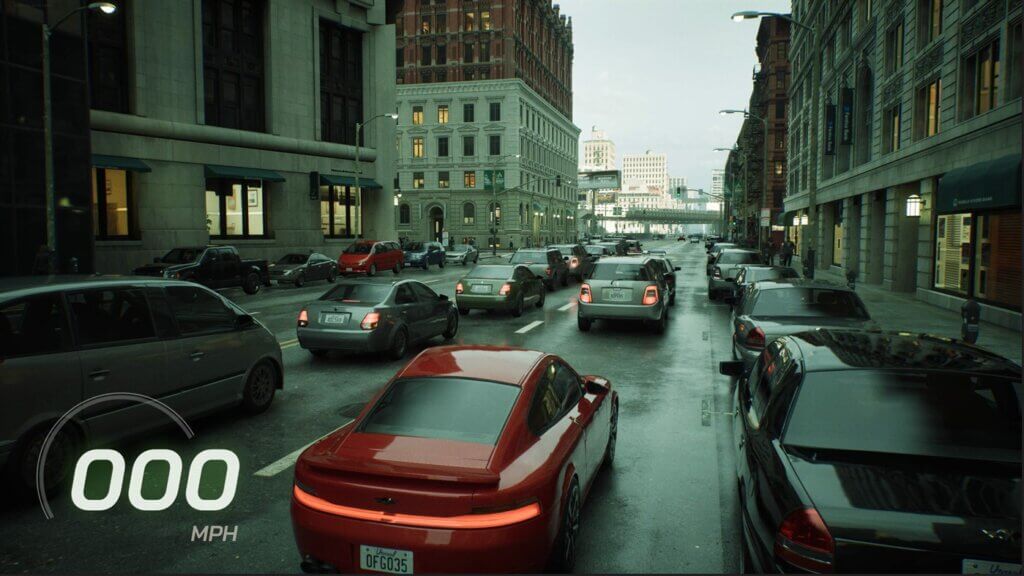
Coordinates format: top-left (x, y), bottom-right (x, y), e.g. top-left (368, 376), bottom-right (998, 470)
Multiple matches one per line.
top-left (578, 257), bottom-right (670, 333)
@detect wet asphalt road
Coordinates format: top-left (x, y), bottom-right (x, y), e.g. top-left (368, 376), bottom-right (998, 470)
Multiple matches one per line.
top-left (0, 240), bottom-right (742, 573)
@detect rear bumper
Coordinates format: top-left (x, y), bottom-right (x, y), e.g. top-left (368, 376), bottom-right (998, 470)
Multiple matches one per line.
top-left (578, 302), bottom-right (663, 321)
top-left (291, 496), bottom-right (553, 573)
top-left (456, 294), bottom-right (512, 310)
top-left (297, 327), bottom-right (390, 352)
top-left (708, 277), bottom-right (734, 294)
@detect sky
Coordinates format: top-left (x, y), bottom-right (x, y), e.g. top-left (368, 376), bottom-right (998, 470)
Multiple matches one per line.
top-left (557, 0), bottom-right (790, 192)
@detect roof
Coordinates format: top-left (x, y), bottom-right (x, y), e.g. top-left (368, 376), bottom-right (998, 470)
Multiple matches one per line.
top-left (0, 275), bottom-right (197, 301)
top-left (719, 248), bottom-right (759, 254)
top-left (750, 278), bottom-right (850, 291)
top-left (396, 345), bottom-right (547, 386)
top-left (787, 329), bottom-right (1021, 377)
top-left (594, 256), bottom-right (652, 265)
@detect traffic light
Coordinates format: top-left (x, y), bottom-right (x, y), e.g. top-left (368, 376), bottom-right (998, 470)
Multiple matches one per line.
top-left (556, 175), bottom-right (562, 187)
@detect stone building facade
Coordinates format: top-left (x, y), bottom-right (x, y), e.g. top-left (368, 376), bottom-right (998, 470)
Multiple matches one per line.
top-left (784, 0), bottom-right (1021, 328)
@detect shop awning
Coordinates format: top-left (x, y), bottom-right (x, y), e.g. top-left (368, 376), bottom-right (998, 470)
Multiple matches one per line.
top-left (205, 164), bottom-right (285, 182)
top-left (937, 155), bottom-right (1021, 213)
top-left (776, 209), bottom-right (799, 226)
top-left (532, 201), bottom-right (544, 212)
top-left (92, 154), bottom-right (152, 173)
top-left (320, 174), bottom-right (382, 189)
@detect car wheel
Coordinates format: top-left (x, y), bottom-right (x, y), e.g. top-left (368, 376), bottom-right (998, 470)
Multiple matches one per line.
top-left (669, 292), bottom-right (676, 307)
top-left (241, 360), bottom-right (277, 414)
top-left (393, 263), bottom-right (401, 275)
top-left (294, 273), bottom-right (305, 288)
top-left (552, 477), bottom-right (581, 573)
top-left (310, 349), bottom-right (328, 358)
top-left (511, 295), bottom-right (525, 317)
top-left (421, 261), bottom-right (429, 271)
top-left (327, 269), bottom-right (337, 283)
top-left (653, 310), bottom-right (668, 334)
top-left (536, 288), bottom-right (546, 308)
top-left (738, 485), bottom-right (753, 574)
top-left (367, 264), bottom-right (377, 277)
top-left (604, 400), bottom-right (618, 468)
top-left (708, 289), bottom-right (716, 301)
top-left (442, 311), bottom-right (458, 340)
top-left (578, 316), bottom-right (592, 332)
top-left (388, 328), bottom-right (409, 360)
top-left (461, 259), bottom-right (467, 266)
top-left (439, 259), bottom-right (445, 269)
top-left (560, 272), bottom-right (569, 287)
top-left (458, 307), bottom-right (470, 316)
top-left (242, 272), bottom-right (262, 295)
top-left (11, 425), bottom-right (80, 495)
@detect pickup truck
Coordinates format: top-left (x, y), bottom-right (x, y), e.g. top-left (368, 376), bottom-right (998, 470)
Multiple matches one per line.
top-left (133, 245), bottom-right (271, 295)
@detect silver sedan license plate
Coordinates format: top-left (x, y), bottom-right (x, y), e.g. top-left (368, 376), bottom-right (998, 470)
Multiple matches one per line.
top-left (359, 545), bottom-right (413, 574)
top-left (603, 288), bottom-right (630, 301)
top-left (320, 312), bottom-right (350, 325)
top-left (471, 284), bottom-right (492, 294)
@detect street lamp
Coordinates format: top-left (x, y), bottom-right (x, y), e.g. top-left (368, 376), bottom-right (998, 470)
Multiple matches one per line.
top-left (488, 153), bottom-right (520, 255)
top-left (355, 112), bottom-right (398, 237)
top-left (720, 108), bottom-right (768, 252)
top-left (42, 1), bottom-right (117, 270)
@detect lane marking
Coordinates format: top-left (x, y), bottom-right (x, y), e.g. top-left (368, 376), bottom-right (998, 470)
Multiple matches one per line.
top-left (515, 320), bottom-right (544, 334)
top-left (253, 421), bottom-right (352, 477)
top-left (558, 302), bottom-right (575, 312)
top-left (279, 338), bottom-right (299, 349)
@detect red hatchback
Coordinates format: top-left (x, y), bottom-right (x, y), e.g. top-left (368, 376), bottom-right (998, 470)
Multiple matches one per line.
top-left (338, 240), bottom-right (404, 276)
top-left (290, 346), bottom-right (618, 574)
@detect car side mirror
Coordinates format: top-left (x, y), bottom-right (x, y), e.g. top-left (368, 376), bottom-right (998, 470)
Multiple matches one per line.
top-left (674, 266), bottom-right (681, 271)
top-left (582, 375), bottom-right (611, 394)
top-left (235, 314), bottom-right (256, 329)
top-left (719, 361), bottom-right (745, 377)
top-left (439, 294), bottom-right (449, 301)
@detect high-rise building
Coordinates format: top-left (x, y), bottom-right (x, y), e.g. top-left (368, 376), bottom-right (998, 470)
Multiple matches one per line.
top-left (622, 151), bottom-right (668, 191)
top-left (394, 0), bottom-right (580, 248)
top-left (581, 127), bottom-right (617, 171)
top-left (711, 169), bottom-right (725, 198)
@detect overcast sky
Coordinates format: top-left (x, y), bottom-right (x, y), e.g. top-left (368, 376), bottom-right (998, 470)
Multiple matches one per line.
top-left (558, 0), bottom-right (790, 192)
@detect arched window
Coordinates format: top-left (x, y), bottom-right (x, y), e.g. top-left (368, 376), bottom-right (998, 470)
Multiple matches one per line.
top-left (463, 202), bottom-right (475, 225)
top-left (399, 203), bottom-right (411, 224)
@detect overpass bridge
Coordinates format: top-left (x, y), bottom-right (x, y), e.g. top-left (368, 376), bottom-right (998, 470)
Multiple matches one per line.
top-left (581, 208), bottom-right (722, 235)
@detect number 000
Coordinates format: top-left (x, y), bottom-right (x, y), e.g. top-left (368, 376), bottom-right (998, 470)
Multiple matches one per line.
top-left (70, 449), bottom-right (240, 512)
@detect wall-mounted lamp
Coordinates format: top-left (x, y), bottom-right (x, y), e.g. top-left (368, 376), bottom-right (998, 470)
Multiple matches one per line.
top-left (906, 194), bottom-right (922, 217)
top-left (793, 215), bottom-right (800, 226)
top-left (801, 214), bottom-right (809, 225)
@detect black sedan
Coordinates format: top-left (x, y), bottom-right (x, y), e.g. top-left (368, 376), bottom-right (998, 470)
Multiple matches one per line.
top-left (269, 252), bottom-right (337, 287)
top-left (721, 329), bottom-right (1022, 573)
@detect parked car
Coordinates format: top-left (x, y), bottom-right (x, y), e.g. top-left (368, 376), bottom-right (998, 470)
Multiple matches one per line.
top-left (708, 249), bottom-right (762, 300)
top-left (688, 234), bottom-right (702, 244)
top-left (624, 239), bottom-right (643, 254)
top-left (578, 257), bottom-right (670, 333)
top-left (509, 248), bottom-right (569, 289)
top-left (646, 255), bottom-right (680, 306)
top-left (0, 276), bottom-right (282, 492)
top-left (338, 240), bottom-right (403, 277)
top-left (584, 244), bottom-right (613, 260)
top-left (269, 252), bottom-right (338, 287)
top-left (720, 329), bottom-right (1022, 574)
top-left (290, 345), bottom-right (618, 573)
top-left (596, 241), bottom-right (627, 256)
top-left (730, 265), bottom-right (800, 300)
top-left (705, 235), bottom-right (724, 251)
top-left (297, 279), bottom-right (458, 360)
top-left (446, 244), bottom-right (480, 266)
top-left (706, 242), bottom-right (737, 273)
top-left (728, 280), bottom-right (878, 369)
top-left (133, 245), bottom-right (270, 295)
top-left (456, 264), bottom-right (545, 317)
top-left (677, 235), bottom-right (687, 241)
top-left (403, 241), bottom-right (446, 270)
top-left (548, 243), bottom-right (596, 281)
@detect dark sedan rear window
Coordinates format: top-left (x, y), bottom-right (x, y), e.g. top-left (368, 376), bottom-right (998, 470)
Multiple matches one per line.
top-left (277, 254), bottom-right (307, 265)
top-left (589, 263), bottom-right (650, 281)
top-left (784, 371), bottom-right (1022, 462)
top-left (751, 288), bottom-right (869, 319)
top-left (470, 266), bottom-right (513, 280)
top-left (360, 378), bottom-right (520, 444)
top-left (320, 284), bottom-right (391, 303)
top-left (718, 251), bottom-right (760, 265)
top-left (750, 268), bottom-right (798, 282)
top-left (510, 251), bottom-right (547, 264)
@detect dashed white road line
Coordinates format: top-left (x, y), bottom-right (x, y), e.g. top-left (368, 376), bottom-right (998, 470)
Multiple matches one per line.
top-left (279, 338), bottom-right (299, 349)
top-left (515, 320), bottom-right (544, 334)
top-left (558, 302), bottom-right (575, 312)
top-left (253, 421), bottom-right (352, 477)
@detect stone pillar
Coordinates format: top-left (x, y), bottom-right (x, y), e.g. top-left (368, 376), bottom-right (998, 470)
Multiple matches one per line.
top-left (858, 192), bottom-right (872, 281)
top-left (842, 196), bottom-right (860, 273)
top-left (883, 187), bottom-right (899, 290)
top-left (915, 178), bottom-right (936, 293)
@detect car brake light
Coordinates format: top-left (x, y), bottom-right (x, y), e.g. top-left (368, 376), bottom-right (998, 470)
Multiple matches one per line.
top-left (747, 327), bottom-right (766, 349)
top-left (579, 283), bottom-right (592, 304)
top-left (456, 282), bottom-right (464, 294)
top-left (545, 267), bottom-right (552, 276)
top-left (774, 508), bottom-right (834, 573)
top-left (298, 309), bottom-right (308, 327)
top-left (360, 312), bottom-right (380, 330)
top-left (570, 257), bottom-right (579, 269)
top-left (499, 283), bottom-right (512, 296)
top-left (642, 285), bottom-right (659, 305)
top-left (713, 266), bottom-right (722, 279)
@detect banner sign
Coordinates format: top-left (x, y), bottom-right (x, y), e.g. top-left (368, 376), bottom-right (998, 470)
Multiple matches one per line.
top-left (484, 170), bottom-right (505, 192)
top-left (577, 170), bottom-right (621, 190)
top-left (824, 104), bottom-right (837, 156)
top-left (840, 88), bottom-right (854, 145)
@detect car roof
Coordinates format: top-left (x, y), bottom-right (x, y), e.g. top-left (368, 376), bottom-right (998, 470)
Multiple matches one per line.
top-left (719, 248), bottom-right (759, 254)
top-left (786, 329), bottom-right (1021, 377)
top-left (0, 275), bottom-right (206, 301)
top-left (396, 345), bottom-right (547, 386)
top-left (594, 256), bottom-right (652, 265)
top-left (750, 278), bottom-right (850, 291)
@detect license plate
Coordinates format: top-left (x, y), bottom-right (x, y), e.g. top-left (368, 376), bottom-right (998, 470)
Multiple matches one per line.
top-left (345, 267), bottom-right (353, 272)
top-left (359, 545), bottom-right (413, 575)
top-left (603, 288), bottom-right (631, 301)
top-left (470, 284), bottom-right (492, 294)
top-left (963, 560), bottom-right (1022, 574)
top-left (320, 313), bottom-right (350, 325)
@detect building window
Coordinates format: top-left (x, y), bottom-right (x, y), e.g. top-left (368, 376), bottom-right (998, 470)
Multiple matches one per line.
top-left (437, 136), bottom-right (449, 157)
top-left (464, 42), bottom-right (474, 63)
top-left (971, 212), bottom-right (1021, 309)
top-left (396, 47), bottom-right (404, 67)
top-left (420, 45), bottom-right (431, 66)
top-left (934, 213), bottom-right (971, 296)
top-left (203, 0), bottom-right (266, 132)
top-left (438, 171), bottom-right (450, 188)
top-left (437, 104), bottom-right (449, 124)
top-left (412, 137), bottom-right (425, 158)
top-left (489, 102), bottom-right (501, 122)
top-left (320, 184), bottom-right (362, 238)
top-left (883, 104), bottom-right (901, 153)
top-left (206, 179), bottom-right (267, 238)
top-left (914, 78), bottom-right (941, 139)
top-left (480, 10), bottom-right (491, 31)
top-left (464, 103), bottom-right (475, 122)
top-left (489, 134), bottom-right (501, 156)
top-left (1010, 19), bottom-right (1022, 101)
top-left (87, 1), bottom-right (129, 113)
top-left (91, 168), bottom-right (134, 239)
top-left (412, 105), bottom-right (424, 125)
top-left (961, 39), bottom-right (1001, 119)
top-left (464, 171), bottom-right (476, 188)
top-left (480, 41), bottom-right (490, 62)
top-left (917, 0), bottom-right (942, 47)
top-left (775, 101), bottom-right (785, 119)
top-left (436, 68), bottom-right (447, 82)
top-left (885, 21), bottom-right (904, 75)
top-left (437, 44), bottom-right (447, 65)
top-left (319, 19), bottom-right (363, 144)
top-left (774, 161), bottom-right (784, 176)
top-left (412, 172), bottom-right (425, 189)
top-left (464, 12), bottom-right (476, 31)
top-left (399, 203), bottom-right (411, 224)
top-left (463, 135), bottom-right (475, 156)
top-left (436, 15), bottom-right (447, 34)
top-left (463, 203), bottom-right (475, 224)
top-left (420, 15), bottom-right (430, 34)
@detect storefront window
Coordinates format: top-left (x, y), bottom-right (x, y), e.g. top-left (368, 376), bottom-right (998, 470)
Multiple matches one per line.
top-left (934, 213), bottom-right (971, 296)
top-left (91, 168), bottom-right (134, 239)
top-left (832, 202), bottom-right (844, 267)
top-left (206, 179), bottom-right (267, 238)
top-left (320, 184), bottom-right (362, 238)
top-left (973, 211), bottom-right (1021, 308)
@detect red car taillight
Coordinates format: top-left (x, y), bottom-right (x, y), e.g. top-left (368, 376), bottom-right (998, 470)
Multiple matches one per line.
top-left (545, 267), bottom-right (552, 276)
top-left (774, 508), bottom-right (834, 573)
top-left (360, 312), bottom-right (380, 330)
top-left (499, 283), bottom-right (512, 296)
top-left (642, 285), bottom-right (659, 305)
top-left (713, 266), bottom-right (722, 279)
top-left (297, 309), bottom-right (308, 327)
top-left (747, 327), bottom-right (766, 348)
top-left (456, 282), bottom-right (464, 294)
top-left (569, 257), bottom-right (579, 269)
top-left (579, 283), bottom-right (592, 304)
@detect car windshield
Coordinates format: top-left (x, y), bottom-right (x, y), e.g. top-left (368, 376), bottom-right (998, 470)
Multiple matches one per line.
top-left (161, 248), bottom-right (202, 263)
top-left (712, 244), bottom-right (735, 253)
top-left (589, 263), bottom-right (650, 281)
top-left (510, 251), bottom-right (546, 264)
top-left (718, 251), bottom-right (760, 265)
top-left (405, 241), bottom-right (426, 252)
top-left (319, 283), bottom-right (391, 304)
top-left (277, 254), bottom-right (307, 265)
top-left (750, 268), bottom-right (798, 282)
top-left (784, 371), bottom-right (1022, 463)
top-left (469, 266), bottom-right (513, 280)
top-left (359, 377), bottom-right (520, 445)
top-left (751, 288), bottom-right (869, 319)
top-left (584, 246), bottom-right (604, 255)
top-left (452, 244), bottom-right (473, 253)
top-left (343, 243), bottom-right (373, 255)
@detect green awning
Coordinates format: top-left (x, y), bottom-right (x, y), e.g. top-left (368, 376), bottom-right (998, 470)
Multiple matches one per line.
top-left (532, 201), bottom-right (543, 211)
top-left (776, 209), bottom-right (799, 226)
top-left (937, 155), bottom-right (1021, 213)
top-left (92, 154), bottom-right (151, 173)
top-left (320, 174), bottom-right (382, 189)
top-left (205, 164), bottom-right (285, 182)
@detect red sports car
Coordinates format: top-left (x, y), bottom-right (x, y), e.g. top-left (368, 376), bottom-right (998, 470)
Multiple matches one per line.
top-left (290, 345), bottom-right (618, 574)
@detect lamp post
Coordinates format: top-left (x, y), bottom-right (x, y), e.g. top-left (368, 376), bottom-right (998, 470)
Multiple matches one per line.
top-left (354, 112), bottom-right (398, 238)
top-left (488, 153), bottom-right (520, 255)
top-left (720, 109), bottom-right (768, 252)
top-left (732, 9), bottom-right (818, 276)
top-left (42, 1), bottom-right (117, 268)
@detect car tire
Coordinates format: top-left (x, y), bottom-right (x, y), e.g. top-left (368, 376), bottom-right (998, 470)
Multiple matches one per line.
top-left (458, 307), bottom-right (470, 316)
top-left (442, 311), bottom-right (458, 340)
top-left (10, 425), bottom-right (80, 495)
top-left (738, 485), bottom-right (753, 574)
top-left (653, 310), bottom-right (668, 334)
top-left (367, 264), bottom-right (377, 277)
top-left (294, 273), bottom-right (305, 288)
top-left (388, 327), bottom-right (409, 360)
top-left (310, 349), bottom-right (328, 358)
top-left (552, 477), bottom-right (581, 573)
top-left (578, 316), bottom-right (592, 332)
top-left (560, 272), bottom-right (569, 287)
top-left (393, 263), bottom-right (401, 275)
top-left (327, 269), bottom-right (337, 283)
top-left (421, 261), bottom-right (429, 271)
top-left (241, 360), bottom-right (277, 414)
top-left (708, 289), bottom-right (716, 301)
top-left (511, 295), bottom-right (525, 318)
top-left (669, 292), bottom-right (676, 307)
top-left (603, 400), bottom-right (618, 469)
top-left (461, 259), bottom-right (467, 266)
top-left (242, 272), bottom-right (262, 295)
top-left (536, 288), bottom-right (546, 308)
top-left (439, 259), bottom-right (445, 269)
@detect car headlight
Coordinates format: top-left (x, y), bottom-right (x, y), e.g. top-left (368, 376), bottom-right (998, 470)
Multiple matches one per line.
top-left (283, 269), bottom-right (294, 276)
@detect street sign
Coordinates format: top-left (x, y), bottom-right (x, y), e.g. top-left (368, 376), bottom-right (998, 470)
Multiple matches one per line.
top-left (577, 170), bottom-right (621, 190)
top-left (484, 170), bottom-right (505, 192)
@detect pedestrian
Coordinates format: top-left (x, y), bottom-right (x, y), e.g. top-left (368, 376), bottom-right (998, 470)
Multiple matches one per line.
top-left (766, 241), bottom-right (778, 265)
top-left (32, 244), bottom-right (55, 275)
top-left (781, 239), bottom-right (795, 267)
top-left (509, 238), bottom-right (514, 252)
